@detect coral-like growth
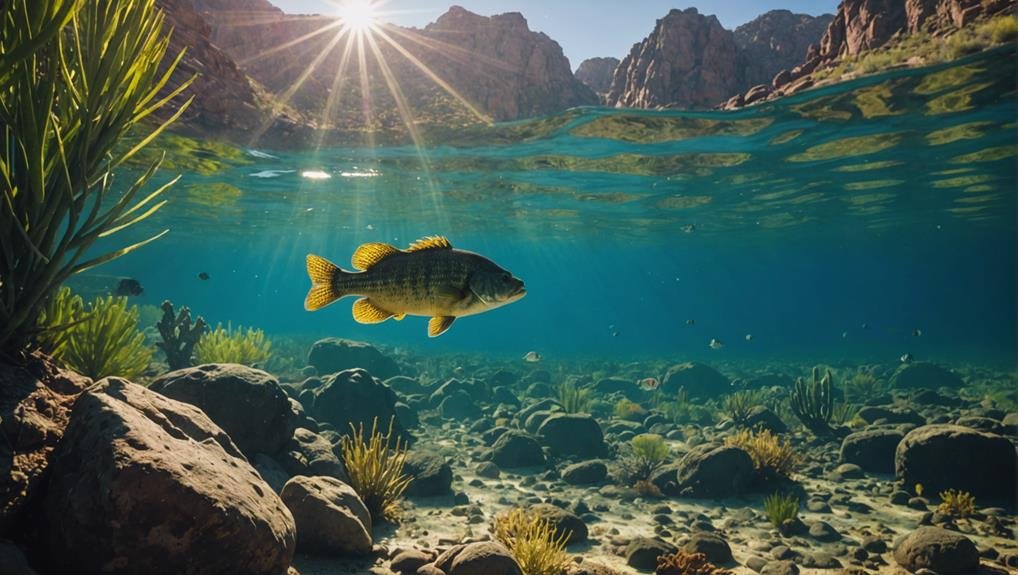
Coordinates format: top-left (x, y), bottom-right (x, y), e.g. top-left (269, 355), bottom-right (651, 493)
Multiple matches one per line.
top-left (38, 291), bottom-right (152, 379)
top-left (844, 371), bottom-right (883, 404)
top-left (617, 433), bottom-right (670, 485)
top-left (656, 551), bottom-right (732, 575)
top-left (0, 0), bottom-right (190, 355)
top-left (492, 507), bottom-right (571, 575)
top-left (790, 367), bottom-right (836, 436)
top-left (194, 323), bottom-right (271, 366)
top-left (557, 380), bottom-right (592, 414)
top-left (723, 390), bottom-right (763, 426)
top-left (937, 489), bottom-right (976, 517)
top-left (763, 492), bottom-right (799, 528)
top-left (614, 398), bottom-right (647, 421)
top-left (725, 429), bottom-right (800, 479)
top-left (156, 301), bottom-right (208, 370)
top-left (341, 416), bottom-right (412, 523)
top-left (634, 479), bottom-right (664, 498)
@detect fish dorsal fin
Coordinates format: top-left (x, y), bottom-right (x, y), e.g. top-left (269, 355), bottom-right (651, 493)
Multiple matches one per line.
top-left (407, 236), bottom-right (452, 252)
top-left (351, 242), bottom-right (400, 271)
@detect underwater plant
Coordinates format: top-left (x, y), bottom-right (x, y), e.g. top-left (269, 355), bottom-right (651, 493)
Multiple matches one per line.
top-left (617, 433), bottom-right (670, 485)
top-left (844, 371), bottom-right (883, 404)
top-left (340, 417), bottom-right (412, 523)
top-left (656, 551), bottom-right (733, 575)
top-left (0, 0), bottom-right (191, 355)
top-left (723, 390), bottom-right (763, 426)
top-left (156, 301), bottom-right (208, 370)
top-left (633, 479), bottom-right (664, 498)
top-left (790, 367), bottom-right (836, 436)
top-left (194, 323), bottom-right (272, 366)
top-left (937, 489), bottom-right (976, 517)
top-left (763, 492), bottom-right (800, 528)
top-left (614, 398), bottom-right (647, 422)
top-left (725, 429), bottom-right (800, 479)
top-left (492, 507), bottom-right (571, 575)
top-left (557, 380), bottom-right (592, 413)
top-left (38, 292), bottom-right (152, 380)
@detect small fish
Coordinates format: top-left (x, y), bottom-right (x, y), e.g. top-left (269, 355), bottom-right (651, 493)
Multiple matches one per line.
top-left (611, 330), bottom-right (620, 337)
top-left (304, 236), bottom-right (526, 337)
top-left (861, 323), bottom-right (869, 330)
top-left (842, 331), bottom-right (849, 339)
top-left (637, 377), bottom-right (659, 390)
top-left (745, 334), bottom-right (753, 341)
top-left (686, 319), bottom-right (695, 326)
top-left (197, 272), bottom-right (210, 281)
top-left (115, 278), bottom-right (143, 297)
top-left (681, 224), bottom-right (696, 234)
top-left (522, 351), bottom-right (541, 363)
top-left (900, 353), bottom-right (913, 364)
top-left (709, 338), bottom-right (724, 350)
top-left (912, 328), bottom-right (922, 337)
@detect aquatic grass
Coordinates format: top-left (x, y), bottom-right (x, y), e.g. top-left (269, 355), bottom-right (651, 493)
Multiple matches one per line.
top-left (763, 492), bottom-right (800, 528)
top-left (38, 290), bottom-right (152, 380)
top-left (617, 433), bottom-right (670, 485)
top-left (844, 371), bottom-right (884, 404)
top-left (340, 416), bottom-right (411, 523)
top-left (0, 0), bottom-right (191, 355)
top-left (725, 429), bottom-right (801, 479)
top-left (723, 390), bottom-right (763, 426)
top-left (556, 379), bottom-right (592, 414)
top-left (194, 323), bottom-right (272, 366)
top-left (492, 507), bottom-right (571, 575)
top-left (613, 398), bottom-right (647, 422)
top-left (937, 489), bottom-right (976, 517)
top-left (790, 367), bottom-right (836, 436)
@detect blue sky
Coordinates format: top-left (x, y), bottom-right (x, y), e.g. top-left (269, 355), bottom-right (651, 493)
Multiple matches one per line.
top-left (268, 1), bottom-right (839, 67)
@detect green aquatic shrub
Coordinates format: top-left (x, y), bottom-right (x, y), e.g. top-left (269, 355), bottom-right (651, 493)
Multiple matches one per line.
top-left (156, 301), bottom-right (208, 370)
top-left (763, 492), bottom-right (799, 528)
top-left (725, 429), bottom-right (800, 479)
top-left (844, 371), bottom-right (883, 404)
top-left (613, 398), bottom-right (647, 422)
top-left (937, 489), bottom-right (975, 517)
top-left (0, 0), bottom-right (191, 355)
top-left (492, 507), bottom-right (571, 575)
top-left (557, 380), bottom-right (592, 414)
top-left (790, 367), bottom-right (836, 436)
top-left (39, 292), bottom-right (153, 380)
top-left (723, 390), bottom-right (763, 426)
top-left (340, 417), bottom-right (411, 523)
top-left (194, 323), bottom-right (271, 366)
top-left (617, 433), bottom-right (670, 485)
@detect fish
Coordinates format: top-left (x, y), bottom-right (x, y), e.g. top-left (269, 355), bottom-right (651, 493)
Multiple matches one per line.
top-left (197, 272), bottom-right (210, 281)
top-left (709, 338), bottom-right (724, 350)
top-left (611, 330), bottom-right (620, 337)
top-left (912, 328), bottom-right (922, 337)
top-left (637, 377), bottom-right (659, 390)
top-left (900, 353), bottom-right (913, 363)
top-left (681, 224), bottom-right (696, 234)
top-left (304, 236), bottom-right (526, 337)
top-left (686, 319), bottom-right (695, 326)
top-left (115, 278), bottom-right (143, 297)
top-left (523, 351), bottom-right (541, 363)
top-left (861, 323), bottom-right (869, 330)
top-left (842, 331), bottom-right (849, 339)
top-left (745, 334), bottom-right (753, 341)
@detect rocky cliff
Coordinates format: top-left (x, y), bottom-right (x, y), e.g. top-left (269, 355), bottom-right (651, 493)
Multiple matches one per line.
top-left (734, 10), bottom-right (833, 90)
top-left (606, 8), bottom-right (741, 109)
top-left (574, 57), bottom-right (620, 97)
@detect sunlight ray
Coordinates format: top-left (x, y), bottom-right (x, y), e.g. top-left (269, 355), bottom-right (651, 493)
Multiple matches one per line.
top-left (314, 28), bottom-right (357, 148)
top-left (382, 24), bottom-right (520, 75)
top-left (238, 18), bottom-right (344, 65)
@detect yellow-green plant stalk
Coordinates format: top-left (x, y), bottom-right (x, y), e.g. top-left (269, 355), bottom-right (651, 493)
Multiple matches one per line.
top-left (341, 416), bottom-right (412, 523)
top-left (492, 507), bottom-right (571, 575)
top-left (194, 323), bottom-right (271, 366)
top-left (47, 293), bottom-right (153, 380)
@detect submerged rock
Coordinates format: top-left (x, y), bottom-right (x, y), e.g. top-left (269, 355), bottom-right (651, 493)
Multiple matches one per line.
top-left (537, 413), bottom-right (608, 459)
top-left (661, 362), bottom-right (730, 398)
top-left (149, 362), bottom-right (296, 456)
top-left (891, 362), bottom-right (963, 389)
top-left (279, 475), bottom-right (372, 556)
top-left (675, 444), bottom-right (754, 498)
top-left (491, 430), bottom-right (545, 468)
top-left (682, 531), bottom-right (733, 564)
top-left (840, 428), bottom-right (904, 474)
top-left (277, 427), bottom-right (348, 482)
top-left (562, 460), bottom-right (608, 485)
top-left (308, 338), bottom-right (399, 379)
top-left (404, 451), bottom-right (453, 497)
top-left (305, 368), bottom-right (411, 444)
top-left (42, 378), bottom-right (295, 575)
top-left (529, 503), bottom-right (588, 545)
top-left (625, 537), bottom-right (678, 571)
top-left (893, 526), bottom-right (978, 575)
top-left (896, 424), bottom-right (1016, 504)
top-left (431, 540), bottom-right (522, 575)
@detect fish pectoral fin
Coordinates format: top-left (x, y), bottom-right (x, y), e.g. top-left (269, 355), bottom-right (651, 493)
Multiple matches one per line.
top-left (352, 298), bottom-right (394, 324)
top-left (428, 316), bottom-right (456, 337)
top-left (393, 313), bottom-right (406, 321)
top-left (351, 242), bottom-right (400, 271)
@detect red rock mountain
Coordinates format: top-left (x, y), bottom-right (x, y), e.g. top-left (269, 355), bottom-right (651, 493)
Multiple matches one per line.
top-left (734, 10), bottom-right (833, 90)
top-left (574, 57), bottom-right (620, 98)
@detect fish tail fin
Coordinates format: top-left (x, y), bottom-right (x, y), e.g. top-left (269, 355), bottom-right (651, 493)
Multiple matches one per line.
top-left (304, 254), bottom-right (349, 311)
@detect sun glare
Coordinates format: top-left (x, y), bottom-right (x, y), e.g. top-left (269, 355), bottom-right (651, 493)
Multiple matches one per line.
top-left (336, 0), bottom-right (378, 32)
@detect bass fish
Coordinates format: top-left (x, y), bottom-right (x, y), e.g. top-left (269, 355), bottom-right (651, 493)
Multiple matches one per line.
top-left (304, 236), bottom-right (526, 337)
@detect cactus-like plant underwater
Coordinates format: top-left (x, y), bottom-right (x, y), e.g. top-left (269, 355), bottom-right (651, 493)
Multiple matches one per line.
top-left (790, 367), bottom-right (836, 436)
top-left (156, 301), bottom-right (208, 371)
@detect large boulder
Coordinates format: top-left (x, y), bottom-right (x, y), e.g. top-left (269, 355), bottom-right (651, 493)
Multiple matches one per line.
top-left (893, 527), bottom-right (978, 575)
top-left (307, 338), bottom-right (399, 379)
top-left (277, 427), bottom-right (348, 482)
top-left (839, 429), bottom-right (904, 474)
top-left (0, 353), bottom-right (90, 532)
top-left (42, 378), bottom-right (295, 574)
top-left (432, 541), bottom-right (522, 575)
top-left (491, 430), bottom-right (545, 468)
top-left (279, 475), bottom-right (372, 556)
top-left (404, 451), bottom-right (453, 497)
top-left (530, 503), bottom-right (588, 545)
top-left (661, 362), bottom-right (730, 398)
top-left (891, 362), bottom-right (963, 389)
top-left (305, 368), bottom-right (411, 444)
top-left (675, 444), bottom-right (754, 498)
top-left (625, 537), bottom-right (678, 571)
top-left (537, 413), bottom-right (608, 459)
top-left (896, 424), bottom-right (1015, 504)
top-left (562, 460), bottom-right (608, 485)
top-left (149, 363), bottom-right (295, 456)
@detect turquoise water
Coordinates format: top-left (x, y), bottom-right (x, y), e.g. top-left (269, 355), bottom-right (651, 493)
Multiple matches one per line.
top-left (81, 47), bottom-right (1017, 365)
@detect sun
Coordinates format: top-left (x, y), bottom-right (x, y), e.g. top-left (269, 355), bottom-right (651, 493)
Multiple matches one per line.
top-left (336, 0), bottom-right (379, 33)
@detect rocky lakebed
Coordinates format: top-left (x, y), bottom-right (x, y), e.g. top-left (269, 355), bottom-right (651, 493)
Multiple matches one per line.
top-left (1, 337), bottom-right (1015, 575)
